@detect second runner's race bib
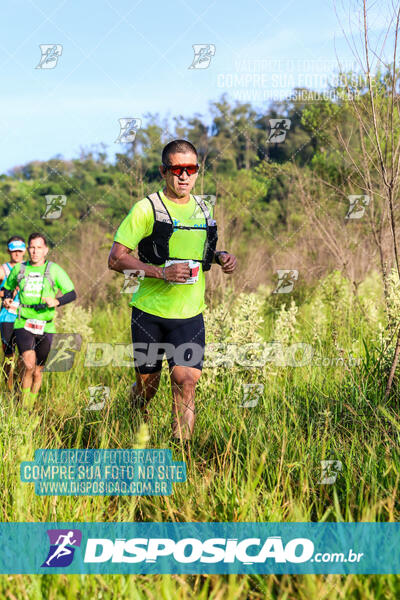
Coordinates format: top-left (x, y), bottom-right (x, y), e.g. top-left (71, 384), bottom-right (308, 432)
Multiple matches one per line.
top-left (24, 319), bottom-right (46, 335)
top-left (164, 259), bottom-right (200, 285)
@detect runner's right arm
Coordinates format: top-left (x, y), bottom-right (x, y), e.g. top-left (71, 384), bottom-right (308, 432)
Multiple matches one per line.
top-left (42, 264), bottom-right (77, 308)
top-left (110, 199), bottom-right (190, 282)
top-left (108, 242), bottom-right (190, 283)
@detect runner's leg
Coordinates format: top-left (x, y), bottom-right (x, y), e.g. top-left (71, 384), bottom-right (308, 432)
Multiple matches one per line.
top-left (15, 329), bottom-right (36, 393)
top-left (169, 365), bottom-right (202, 439)
top-left (19, 351), bottom-right (36, 390)
top-left (131, 307), bottom-right (164, 413)
top-left (165, 312), bottom-right (205, 440)
top-left (31, 333), bottom-right (53, 394)
top-left (131, 371), bottom-right (161, 407)
top-left (1, 323), bottom-right (16, 391)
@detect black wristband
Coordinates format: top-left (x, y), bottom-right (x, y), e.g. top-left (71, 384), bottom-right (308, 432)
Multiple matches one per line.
top-left (57, 290), bottom-right (77, 306)
top-left (215, 251), bottom-right (228, 266)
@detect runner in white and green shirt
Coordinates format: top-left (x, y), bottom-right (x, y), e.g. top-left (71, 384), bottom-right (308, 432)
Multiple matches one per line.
top-left (3, 233), bottom-right (76, 407)
top-left (109, 139), bottom-right (237, 441)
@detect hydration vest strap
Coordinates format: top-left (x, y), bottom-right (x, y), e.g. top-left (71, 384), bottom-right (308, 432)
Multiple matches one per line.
top-left (16, 262), bottom-right (27, 319)
top-left (148, 192), bottom-right (213, 227)
top-left (192, 195), bottom-right (213, 225)
top-left (44, 261), bottom-right (55, 292)
top-left (16, 261), bottom-right (55, 292)
top-left (16, 262), bottom-right (27, 286)
top-left (144, 192), bottom-right (216, 266)
top-left (192, 196), bottom-right (218, 271)
top-left (16, 261), bottom-right (56, 318)
top-left (147, 192), bottom-right (173, 224)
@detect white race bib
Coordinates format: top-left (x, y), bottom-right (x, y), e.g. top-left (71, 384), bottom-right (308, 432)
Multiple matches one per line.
top-left (24, 319), bottom-right (46, 335)
top-left (164, 259), bottom-right (200, 285)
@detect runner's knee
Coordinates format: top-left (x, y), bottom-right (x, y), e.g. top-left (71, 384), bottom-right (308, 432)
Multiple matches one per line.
top-left (172, 370), bottom-right (200, 391)
top-left (135, 374), bottom-right (160, 400)
top-left (33, 366), bottom-right (42, 381)
top-left (22, 357), bottom-right (36, 371)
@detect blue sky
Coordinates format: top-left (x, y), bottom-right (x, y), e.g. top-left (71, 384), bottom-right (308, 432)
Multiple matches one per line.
top-left (0, 0), bottom-right (394, 174)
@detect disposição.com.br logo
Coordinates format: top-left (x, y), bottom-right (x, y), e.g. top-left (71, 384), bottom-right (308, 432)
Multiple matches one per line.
top-left (41, 529), bottom-right (82, 568)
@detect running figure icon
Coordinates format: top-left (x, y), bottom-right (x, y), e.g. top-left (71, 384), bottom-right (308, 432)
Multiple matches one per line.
top-left (45, 531), bottom-right (77, 566)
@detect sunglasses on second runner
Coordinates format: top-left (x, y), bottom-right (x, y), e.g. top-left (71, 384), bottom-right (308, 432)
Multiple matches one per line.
top-left (162, 163), bottom-right (199, 177)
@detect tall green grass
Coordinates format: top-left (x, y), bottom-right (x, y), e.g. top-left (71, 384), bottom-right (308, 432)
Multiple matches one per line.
top-left (0, 271), bottom-right (399, 598)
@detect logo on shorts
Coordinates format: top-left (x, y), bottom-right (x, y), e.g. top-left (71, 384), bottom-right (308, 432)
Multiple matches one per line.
top-left (42, 529), bottom-right (82, 568)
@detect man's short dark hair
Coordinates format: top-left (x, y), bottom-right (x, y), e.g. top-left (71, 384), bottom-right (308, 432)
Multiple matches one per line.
top-left (162, 139), bottom-right (198, 167)
top-left (28, 233), bottom-right (47, 246)
top-left (7, 235), bottom-right (25, 246)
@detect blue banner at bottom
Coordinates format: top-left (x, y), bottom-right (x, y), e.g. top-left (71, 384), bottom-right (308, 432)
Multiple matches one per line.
top-left (0, 522), bottom-right (398, 574)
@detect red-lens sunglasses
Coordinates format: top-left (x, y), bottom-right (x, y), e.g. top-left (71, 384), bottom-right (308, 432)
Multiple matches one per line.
top-left (163, 163), bottom-right (199, 176)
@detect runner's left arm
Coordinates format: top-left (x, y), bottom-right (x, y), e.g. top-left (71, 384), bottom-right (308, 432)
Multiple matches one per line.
top-left (56, 289), bottom-right (77, 306)
top-left (109, 199), bottom-right (167, 279)
top-left (42, 265), bottom-right (76, 308)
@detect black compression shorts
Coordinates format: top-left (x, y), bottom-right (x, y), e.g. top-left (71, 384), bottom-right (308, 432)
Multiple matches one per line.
top-left (0, 322), bottom-right (17, 357)
top-left (15, 328), bottom-right (54, 366)
top-left (131, 306), bottom-right (205, 374)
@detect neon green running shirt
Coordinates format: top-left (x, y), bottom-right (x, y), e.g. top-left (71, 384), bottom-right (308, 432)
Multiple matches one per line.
top-left (4, 261), bottom-right (75, 333)
top-left (114, 189), bottom-right (214, 319)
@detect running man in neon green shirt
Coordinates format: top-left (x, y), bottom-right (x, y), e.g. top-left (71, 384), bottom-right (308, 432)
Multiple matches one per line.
top-left (3, 233), bottom-right (76, 407)
top-left (109, 139), bottom-right (237, 441)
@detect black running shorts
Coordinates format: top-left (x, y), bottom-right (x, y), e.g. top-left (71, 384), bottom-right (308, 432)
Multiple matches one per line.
top-left (0, 322), bottom-right (16, 357)
top-left (15, 328), bottom-right (54, 366)
top-left (131, 306), bottom-right (205, 374)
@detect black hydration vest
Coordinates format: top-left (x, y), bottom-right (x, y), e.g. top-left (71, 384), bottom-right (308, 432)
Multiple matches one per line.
top-left (138, 192), bottom-right (218, 272)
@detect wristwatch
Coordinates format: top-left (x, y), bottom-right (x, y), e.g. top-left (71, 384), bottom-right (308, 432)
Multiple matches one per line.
top-left (215, 251), bottom-right (228, 266)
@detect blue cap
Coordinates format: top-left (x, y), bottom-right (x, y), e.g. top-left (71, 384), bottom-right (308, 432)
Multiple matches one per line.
top-left (8, 240), bottom-right (26, 251)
